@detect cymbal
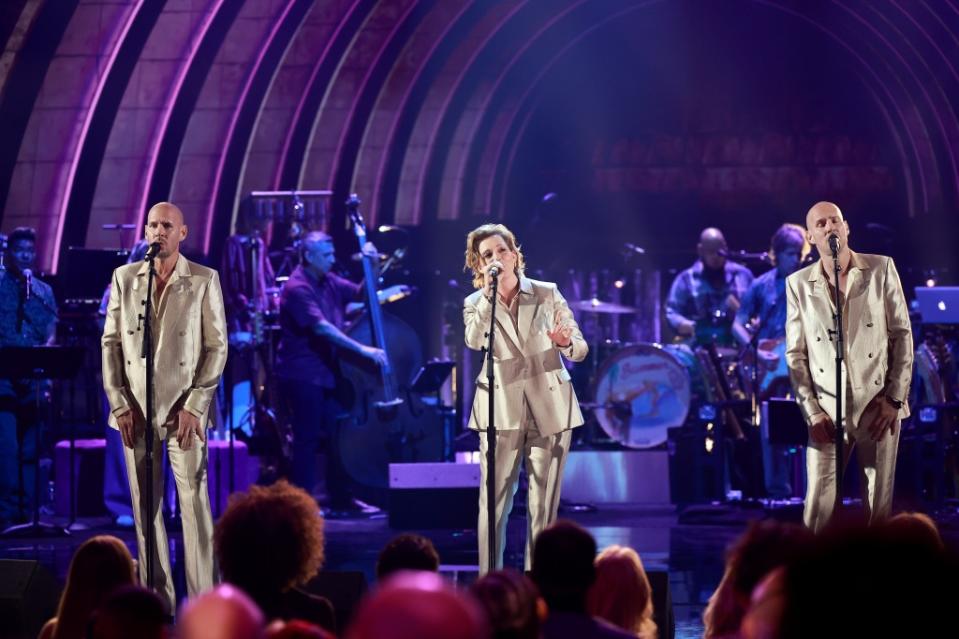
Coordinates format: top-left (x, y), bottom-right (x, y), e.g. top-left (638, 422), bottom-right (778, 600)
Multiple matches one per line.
top-left (569, 298), bottom-right (638, 315)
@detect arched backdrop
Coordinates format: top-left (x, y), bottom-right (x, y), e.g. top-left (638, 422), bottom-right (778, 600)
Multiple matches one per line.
top-left (0, 0), bottom-right (956, 277)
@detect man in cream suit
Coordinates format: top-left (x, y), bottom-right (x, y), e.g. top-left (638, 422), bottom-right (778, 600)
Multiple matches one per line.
top-left (785, 201), bottom-right (912, 532)
top-left (463, 223), bottom-right (588, 573)
top-left (102, 202), bottom-right (228, 610)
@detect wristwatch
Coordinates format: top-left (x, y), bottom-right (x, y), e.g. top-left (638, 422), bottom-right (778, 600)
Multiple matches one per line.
top-left (885, 396), bottom-right (904, 410)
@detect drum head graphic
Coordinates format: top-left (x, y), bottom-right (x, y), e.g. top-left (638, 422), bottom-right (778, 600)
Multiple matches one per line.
top-left (592, 343), bottom-right (692, 448)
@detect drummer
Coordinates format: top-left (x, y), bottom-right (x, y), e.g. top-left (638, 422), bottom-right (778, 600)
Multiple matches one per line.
top-left (275, 231), bottom-right (386, 516)
top-left (666, 227), bottom-right (754, 347)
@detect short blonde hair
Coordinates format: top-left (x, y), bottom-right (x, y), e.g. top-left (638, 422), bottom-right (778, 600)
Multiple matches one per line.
top-left (586, 545), bottom-right (657, 638)
top-left (463, 223), bottom-right (525, 289)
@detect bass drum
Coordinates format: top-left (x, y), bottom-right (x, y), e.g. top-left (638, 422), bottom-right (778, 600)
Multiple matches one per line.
top-left (592, 343), bottom-right (699, 448)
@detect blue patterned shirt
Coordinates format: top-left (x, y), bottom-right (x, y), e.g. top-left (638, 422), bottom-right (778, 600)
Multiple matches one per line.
top-left (666, 260), bottom-right (754, 332)
top-left (0, 269), bottom-right (57, 348)
top-left (735, 267), bottom-right (787, 341)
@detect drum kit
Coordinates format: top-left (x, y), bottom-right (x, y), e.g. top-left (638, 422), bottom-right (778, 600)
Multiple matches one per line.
top-left (569, 297), bottom-right (756, 449)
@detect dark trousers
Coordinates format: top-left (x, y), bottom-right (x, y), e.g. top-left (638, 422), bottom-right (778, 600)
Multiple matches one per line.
top-left (279, 381), bottom-right (350, 507)
top-left (0, 380), bottom-right (42, 523)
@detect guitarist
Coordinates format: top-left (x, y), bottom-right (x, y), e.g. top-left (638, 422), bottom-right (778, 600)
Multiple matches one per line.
top-left (732, 223), bottom-right (809, 496)
top-left (276, 231), bottom-right (386, 515)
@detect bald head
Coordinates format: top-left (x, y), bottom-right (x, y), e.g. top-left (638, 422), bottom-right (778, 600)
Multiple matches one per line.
top-left (145, 201), bottom-right (188, 259)
top-left (347, 572), bottom-right (487, 639)
top-left (804, 201), bottom-right (850, 260)
top-left (149, 202), bottom-right (184, 225)
top-left (178, 585), bottom-right (263, 639)
top-left (805, 201), bottom-right (842, 231)
top-left (697, 227), bottom-right (727, 270)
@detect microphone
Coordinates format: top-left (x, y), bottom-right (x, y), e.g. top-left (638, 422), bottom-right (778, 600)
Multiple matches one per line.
top-left (827, 233), bottom-right (841, 256)
top-left (488, 265), bottom-right (501, 278)
top-left (144, 242), bottom-right (162, 260)
top-left (22, 268), bottom-right (32, 300)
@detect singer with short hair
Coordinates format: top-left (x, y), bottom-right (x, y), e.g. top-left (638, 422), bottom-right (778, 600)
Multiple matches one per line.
top-left (101, 202), bottom-right (228, 610)
top-left (785, 201), bottom-right (912, 531)
top-left (463, 223), bottom-right (588, 573)
top-left (0, 227), bottom-right (57, 526)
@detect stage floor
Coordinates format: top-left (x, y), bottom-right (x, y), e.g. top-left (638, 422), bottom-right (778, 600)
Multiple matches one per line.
top-left (3, 501), bottom-right (958, 639)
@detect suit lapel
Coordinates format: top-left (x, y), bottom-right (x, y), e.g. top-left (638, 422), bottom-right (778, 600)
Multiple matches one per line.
top-left (518, 277), bottom-right (537, 344)
top-left (844, 255), bottom-right (869, 343)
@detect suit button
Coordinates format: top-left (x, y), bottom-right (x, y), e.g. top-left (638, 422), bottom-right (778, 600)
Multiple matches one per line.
top-left (819, 368), bottom-right (824, 373)
top-left (495, 384), bottom-right (499, 389)
top-left (816, 337), bottom-right (821, 342)
top-left (868, 353), bottom-right (873, 358)
top-left (875, 380), bottom-right (881, 385)
top-left (549, 386), bottom-right (554, 391)
top-left (866, 322), bottom-right (874, 327)
top-left (127, 330), bottom-right (134, 335)
top-left (126, 360), bottom-right (130, 365)
top-left (179, 361), bottom-right (185, 366)
top-left (179, 331), bottom-right (186, 336)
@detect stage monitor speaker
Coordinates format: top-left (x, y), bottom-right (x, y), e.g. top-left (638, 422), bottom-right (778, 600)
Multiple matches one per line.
top-left (303, 570), bottom-right (368, 631)
top-left (388, 462), bottom-right (479, 529)
top-left (647, 569), bottom-right (675, 639)
top-left (667, 426), bottom-right (725, 504)
top-left (0, 560), bottom-right (60, 639)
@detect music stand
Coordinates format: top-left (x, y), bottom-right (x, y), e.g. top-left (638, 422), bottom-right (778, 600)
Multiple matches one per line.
top-left (0, 346), bottom-right (86, 538)
top-left (410, 360), bottom-right (454, 394)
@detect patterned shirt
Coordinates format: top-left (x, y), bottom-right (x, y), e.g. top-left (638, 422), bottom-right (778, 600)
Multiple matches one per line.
top-left (666, 260), bottom-right (754, 334)
top-left (0, 269), bottom-right (57, 348)
top-left (275, 265), bottom-right (360, 388)
top-left (735, 267), bottom-right (788, 341)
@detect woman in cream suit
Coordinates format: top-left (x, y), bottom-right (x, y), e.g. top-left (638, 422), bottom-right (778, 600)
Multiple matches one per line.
top-left (785, 202), bottom-right (912, 532)
top-left (463, 223), bottom-right (588, 573)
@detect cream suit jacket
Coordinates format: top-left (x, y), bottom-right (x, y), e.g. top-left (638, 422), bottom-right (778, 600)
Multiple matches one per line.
top-left (464, 276), bottom-right (588, 437)
top-left (785, 251), bottom-right (912, 430)
top-left (101, 256), bottom-right (228, 439)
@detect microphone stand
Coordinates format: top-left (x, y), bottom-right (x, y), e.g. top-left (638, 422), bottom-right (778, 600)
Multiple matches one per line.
top-left (829, 244), bottom-right (845, 518)
top-left (484, 272), bottom-right (499, 572)
top-left (139, 250), bottom-right (158, 595)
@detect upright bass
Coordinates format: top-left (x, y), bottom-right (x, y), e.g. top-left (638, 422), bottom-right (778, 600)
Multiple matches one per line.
top-left (335, 195), bottom-right (440, 505)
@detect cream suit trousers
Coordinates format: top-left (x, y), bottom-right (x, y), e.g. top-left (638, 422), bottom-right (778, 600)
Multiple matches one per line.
top-left (803, 383), bottom-right (899, 532)
top-left (124, 428), bottom-right (215, 612)
top-left (478, 426), bottom-right (572, 574)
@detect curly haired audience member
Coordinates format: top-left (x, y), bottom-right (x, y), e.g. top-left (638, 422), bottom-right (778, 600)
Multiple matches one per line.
top-left (38, 535), bottom-right (138, 639)
top-left (587, 545), bottom-right (657, 638)
top-left (376, 533), bottom-right (441, 580)
top-left (214, 480), bottom-right (335, 632)
top-left (470, 569), bottom-right (543, 639)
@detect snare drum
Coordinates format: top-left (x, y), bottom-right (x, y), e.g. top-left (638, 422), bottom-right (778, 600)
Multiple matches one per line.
top-left (592, 343), bottom-right (700, 448)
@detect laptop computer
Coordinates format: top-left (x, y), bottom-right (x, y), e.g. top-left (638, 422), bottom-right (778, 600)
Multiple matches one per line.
top-left (914, 287), bottom-right (959, 324)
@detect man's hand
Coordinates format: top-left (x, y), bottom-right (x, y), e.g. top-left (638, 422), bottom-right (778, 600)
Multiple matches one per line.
top-left (176, 409), bottom-right (205, 451)
top-left (862, 395), bottom-right (899, 441)
top-left (809, 413), bottom-right (836, 445)
top-left (546, 309), bottom-right (573, 347)
top-left (362, 345), bottom-right (388, 368)
top-left (116, 409), bottom-right (139, 449)
top-left (677, 319), bottom-right (696, 337)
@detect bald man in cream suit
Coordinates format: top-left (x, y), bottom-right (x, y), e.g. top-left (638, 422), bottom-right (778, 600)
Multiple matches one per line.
top-left (102, 202), bottom-right (228, 610)
top-left (785, 202), bottom-right (912, 532)
top-left (463, 223), bottom-right (588, 573)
